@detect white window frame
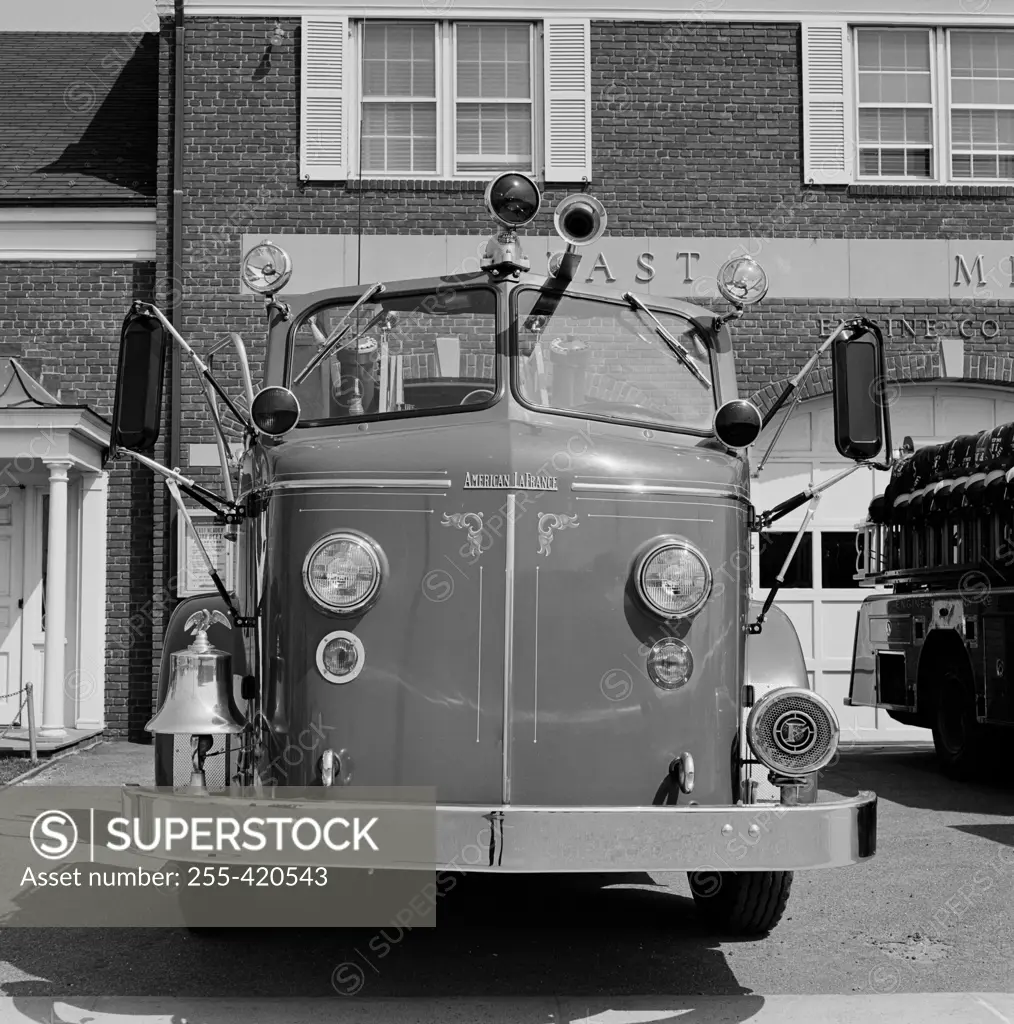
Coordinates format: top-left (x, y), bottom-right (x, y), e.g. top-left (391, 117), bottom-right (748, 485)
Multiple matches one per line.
top-left (358, 21), bottom-right (441, 178)
top-left (853, 27), bottom-right (938, 183)
top-left (946, 26), bottom-right (1014, 184)
top-left (850, 25), bottom-right (1014, 185)
top-left (346, 19), bottom-right (543, 181)
top-left (452, 22), bottom-right (538, 176)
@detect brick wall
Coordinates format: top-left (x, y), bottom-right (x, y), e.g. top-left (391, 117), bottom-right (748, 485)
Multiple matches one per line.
top-left (175, 18), bottom-right (1014, 245)
top-left (156, 16), bottom-right (1014, 719)
top-left (0, 260), bottom-right (155, 736)
top-left (166, 15), bottom-right (1014, 434)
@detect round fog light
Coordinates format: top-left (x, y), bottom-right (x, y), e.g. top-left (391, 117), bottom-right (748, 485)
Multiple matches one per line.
top-left (647, 637), bottom-right (693, 690)
top-left (251, 386), bottom-right (300, 437)
top-left (316, 631), bottom-right (365, 685)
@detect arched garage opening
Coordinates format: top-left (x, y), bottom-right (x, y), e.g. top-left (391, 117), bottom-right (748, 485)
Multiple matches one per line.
top-left (749, 383), bottom-right (1014, 743)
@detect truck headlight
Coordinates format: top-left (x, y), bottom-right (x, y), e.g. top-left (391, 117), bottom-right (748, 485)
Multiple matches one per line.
top-left (303, 532), bottom-right (384, 614)
top-left (634, 539), bottom-right (712, 619)
top-left (746, 687), bottom-right (839, 775)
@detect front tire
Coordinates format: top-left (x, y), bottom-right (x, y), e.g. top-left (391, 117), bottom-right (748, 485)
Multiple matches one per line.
top-left (931, 663), bottom-right (985, 780)
top-left (688, 870), bottom-right (793, 935)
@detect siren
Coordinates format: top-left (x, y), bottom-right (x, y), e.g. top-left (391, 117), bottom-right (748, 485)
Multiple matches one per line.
top-left (554, 193), bottom-right (608, 247)
top-left (548, 193), bottom-right (607, 281)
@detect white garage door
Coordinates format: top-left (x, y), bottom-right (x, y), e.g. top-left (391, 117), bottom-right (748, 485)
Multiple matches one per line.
top-left (749, 384), bottom-right (1014, 744)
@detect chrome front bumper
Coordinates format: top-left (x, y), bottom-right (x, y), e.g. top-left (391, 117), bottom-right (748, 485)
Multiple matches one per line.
top-left (121, 786), bottom-right (876, 873)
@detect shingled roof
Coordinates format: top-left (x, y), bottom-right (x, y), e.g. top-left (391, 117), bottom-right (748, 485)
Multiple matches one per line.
top-left (0, 32), bottom-right (157, 205)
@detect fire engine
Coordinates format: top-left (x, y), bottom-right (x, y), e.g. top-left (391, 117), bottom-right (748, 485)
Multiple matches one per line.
top-left (111, 173), bottom-right (887, 935)
top-left (851, 426), bottom-right (1014, 778)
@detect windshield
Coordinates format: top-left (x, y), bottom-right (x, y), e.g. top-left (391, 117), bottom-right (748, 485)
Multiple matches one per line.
top-left (513, 289), bottom-right (715, 432)
top-left (288, 287), bottom-right (497, 425)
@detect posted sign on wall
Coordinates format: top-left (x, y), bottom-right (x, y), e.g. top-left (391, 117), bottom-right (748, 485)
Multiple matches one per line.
top-left (177, 509), bottom-right (236, 597)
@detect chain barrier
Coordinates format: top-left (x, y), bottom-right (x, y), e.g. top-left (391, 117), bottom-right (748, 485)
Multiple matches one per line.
top-left (0, 682), bottom-right (38, 761)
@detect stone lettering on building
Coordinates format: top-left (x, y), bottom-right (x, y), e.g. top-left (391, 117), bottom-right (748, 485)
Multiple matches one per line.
top-left (818, 317), bottom-right (1001, 339)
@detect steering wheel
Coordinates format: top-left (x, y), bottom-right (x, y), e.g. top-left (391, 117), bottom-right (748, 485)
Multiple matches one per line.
top-left (460, 389), bottom-right (495, 406)
top-left (575, 398), bottom-right (675, 421)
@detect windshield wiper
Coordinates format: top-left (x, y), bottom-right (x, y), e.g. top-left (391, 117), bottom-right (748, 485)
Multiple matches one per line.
top-left (293, 282), bottom-right (385, 385)
top-left (622, 292), bottom-right (712, 390)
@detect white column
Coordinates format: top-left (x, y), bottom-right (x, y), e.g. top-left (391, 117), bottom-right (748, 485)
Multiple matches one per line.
top-left (76, 471), bottom-right (108, 729)
top-left (40, 460), bottom-right (71, 737)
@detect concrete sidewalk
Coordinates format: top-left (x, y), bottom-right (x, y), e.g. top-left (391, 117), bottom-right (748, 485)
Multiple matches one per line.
top-left (17, 740), bottom-right (153, 787)
top-left (2, 993), bottom-right (1014, 1024)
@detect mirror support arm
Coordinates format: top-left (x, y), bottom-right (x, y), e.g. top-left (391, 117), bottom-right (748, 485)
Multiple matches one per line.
top-left (230, 333), bottom-right (256, 413)
top-left (136, 302), bottom-right (252, 432)
top-left (198, 373), bottom-right (236, 506)
top-left (749, 492), bottom-right (824, 634)
top-left (754, 319), bottom-right (869, 478)
top-left (206, 333), bottom-right (256, 411)
top-left (113, 446), bottom-right (234, 512)
top-left (165, 479), bottom-right (244, 626)
top-left (754, 462), bottom-right (865, 532)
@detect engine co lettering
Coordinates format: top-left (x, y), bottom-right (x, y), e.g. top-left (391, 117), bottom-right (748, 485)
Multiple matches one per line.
top-left (818, 316), bottom-right (1002, 339)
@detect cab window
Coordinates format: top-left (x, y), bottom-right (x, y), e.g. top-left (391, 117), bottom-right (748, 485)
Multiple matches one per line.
top-left (288, 286), bottom-right (497, 425)
top-left (513, 289), bottom-right (715, 432)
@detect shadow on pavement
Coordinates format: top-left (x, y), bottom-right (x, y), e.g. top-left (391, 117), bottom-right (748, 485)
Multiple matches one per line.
top-left (0, 875), bottom-right (765, 1004)
top-left (9, 994), bottom-right (770, 1024)
top-left (950, 822), bottom-right (1014, 847)
top-left (819, 746), bottom-right (1014, 815)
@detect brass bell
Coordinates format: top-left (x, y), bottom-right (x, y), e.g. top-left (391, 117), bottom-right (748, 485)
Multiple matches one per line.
top-left (145, 609), bottom-right (246, 736)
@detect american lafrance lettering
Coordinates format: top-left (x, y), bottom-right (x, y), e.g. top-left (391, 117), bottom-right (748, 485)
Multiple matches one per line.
top-left (464, 471), bottom-right (558, 490)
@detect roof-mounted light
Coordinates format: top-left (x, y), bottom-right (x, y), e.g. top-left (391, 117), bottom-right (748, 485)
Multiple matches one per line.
top-left (717, 256), bottom-right (768, 307)
top-left (481, 173), bottom-right (541, 277)
top-left (241, 239), bottom-right (293, 296)
top-left (484, 172), bottom-right (541, 228)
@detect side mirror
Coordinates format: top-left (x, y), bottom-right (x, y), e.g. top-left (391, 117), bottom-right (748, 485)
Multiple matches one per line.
top-left (111, 305), bottom-right (169, 450)
top-left (831, 318), bottom-right (889, 462)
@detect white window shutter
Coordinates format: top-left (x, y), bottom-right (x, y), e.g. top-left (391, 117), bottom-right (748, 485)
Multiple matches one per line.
top-left (543, 20), bottom-right (592, 183)
top-left (802, 22), bottom-right (853, 185)
top-left (300, 16), bottom-right (348, 181)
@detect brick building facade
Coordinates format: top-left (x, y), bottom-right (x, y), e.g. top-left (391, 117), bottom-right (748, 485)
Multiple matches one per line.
top-left (149, 0), bottom-right (1014, 743)
top-left (0, 32), bottom-right (157, 741)
top-left (7, 3), bottom-right (1013, 737)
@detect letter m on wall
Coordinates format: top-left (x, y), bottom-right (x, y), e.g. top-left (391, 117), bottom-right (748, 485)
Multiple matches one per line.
top-left (301, 17), bottom-right (348, 181)
top-left (802, 22), bottom-right (853, 185)
top-left (544, 20), bottom-right (592, 184)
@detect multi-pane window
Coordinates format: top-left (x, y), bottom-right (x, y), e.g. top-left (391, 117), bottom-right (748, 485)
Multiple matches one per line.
top-left (854, 27), bottom-right (1014, 182)
top-left (357, 21), bottom-right (535, 178)
top-left (856, 30), bottom-right (934, 179)
top-left (456, 24), bottom-right (533, 174)
top-left (950, 31), bottom-right (1014, 180)
top-left (362, 24), bottom-right (437, 175)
